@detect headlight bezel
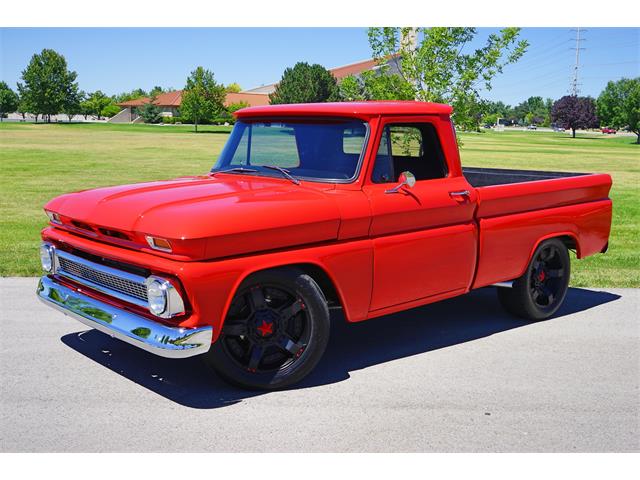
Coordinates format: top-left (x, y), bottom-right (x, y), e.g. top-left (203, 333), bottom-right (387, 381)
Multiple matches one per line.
top-left (39, 243), bottom-right (56, 273)
top-left (145, 275), bottom-right (185, 318)
top-left (45, 210), bottom-right (62, 225)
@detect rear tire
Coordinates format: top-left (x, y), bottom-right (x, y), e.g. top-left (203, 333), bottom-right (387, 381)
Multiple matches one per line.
top-left (203, 267), bottom-right (330, 390)
top-left (497, 238), bottom-right (570, 321)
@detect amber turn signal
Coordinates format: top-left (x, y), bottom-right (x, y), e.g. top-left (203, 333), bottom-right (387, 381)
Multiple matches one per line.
top-left (145, 236), bottom-right (172, 252)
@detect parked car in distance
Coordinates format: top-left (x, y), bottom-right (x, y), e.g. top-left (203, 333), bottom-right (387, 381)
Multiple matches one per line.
top-left (553, 126), bottom-right (566, 132)
top-left (601, 127), bottom-right (617, 134)
top-left (37, 101), bottom-right (613, 390)
top-left (526, 124), bottom-right (537, 130)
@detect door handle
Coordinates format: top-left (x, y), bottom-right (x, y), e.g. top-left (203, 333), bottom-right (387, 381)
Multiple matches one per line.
top-left (449, 190), bottom-right (470, 197)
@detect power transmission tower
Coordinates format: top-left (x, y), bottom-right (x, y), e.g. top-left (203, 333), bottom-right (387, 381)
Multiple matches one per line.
top-left (570, 28), bottom-right (586, 96)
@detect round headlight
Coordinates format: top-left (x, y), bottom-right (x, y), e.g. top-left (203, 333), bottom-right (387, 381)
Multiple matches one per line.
top-left (40, 244), bottom-right (54, 272)
top-left (146, 279), bottom-right (167, 316)
top-left (145, 276), bottom-right (186, 318)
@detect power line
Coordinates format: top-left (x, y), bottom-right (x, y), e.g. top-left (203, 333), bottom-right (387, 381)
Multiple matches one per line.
top-left (571, 28), bottom-right (586, 96)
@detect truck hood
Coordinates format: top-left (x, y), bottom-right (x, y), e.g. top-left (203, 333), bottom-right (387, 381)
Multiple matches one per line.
top-left (45, 175), bottom-right (342, 260)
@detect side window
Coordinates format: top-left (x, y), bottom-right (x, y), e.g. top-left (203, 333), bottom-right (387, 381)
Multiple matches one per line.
top-left (371, 123), bottom-right (448, 183)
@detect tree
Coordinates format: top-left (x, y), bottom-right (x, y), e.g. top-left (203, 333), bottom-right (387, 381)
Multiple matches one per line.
top-left (17, 97), bottom-right (31, 121)
top-left (79, 97), bottom-right (93, 120)
top-left (181, 66), bottom-right (226, 132)
top-left (339, 75), bottom-right (366, 101)
top-left (62, 89), bottom-right (84, 122)
top-left (149, 85), bottom-right (166, 97)
top-left (597, 77), bottom-right (640, 144)
top-left (225, 82), bottom-right (242, 93)
top-left (17, 49), bottom-right (79, 122)
top-left (340, 70), bottom-right (414, 101)
top-left (0, 82), bottom-right (19, 121)
top-left (363, 28), bottom-right (528, 130)
top-left (551, 96), bottom-right (598, 138)
top-left (226, 101), bottom-right (249, 114)
top-left (83, 91), bottom-right (112, 120)
top-left (101, 103), bottom-right (122, 118)
top-left (513, 96), bottom-right (548, 125)
top-left (137, 96), bottom-right (162, 124)
top-left (114, 88), bottom-right (147, 103)
top-left (269, 62), bottom-right (341, 104)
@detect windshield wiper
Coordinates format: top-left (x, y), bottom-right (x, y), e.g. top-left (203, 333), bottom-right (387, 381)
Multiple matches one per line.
top-left (211, 167), bottom-right (258, 176)
top-left (263, 165), bottom-right (301, 185)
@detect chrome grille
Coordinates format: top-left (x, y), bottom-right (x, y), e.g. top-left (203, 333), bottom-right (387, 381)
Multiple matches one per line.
top-left (55, 250), bottom-right (148, 306)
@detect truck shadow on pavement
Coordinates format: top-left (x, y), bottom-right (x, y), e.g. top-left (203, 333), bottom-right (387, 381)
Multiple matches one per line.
top-left (61, 287), bottom-right (620, 409)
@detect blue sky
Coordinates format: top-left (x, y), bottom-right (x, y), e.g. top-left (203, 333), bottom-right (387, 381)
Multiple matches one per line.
top-left (1, 27), bottom-right (638, 105)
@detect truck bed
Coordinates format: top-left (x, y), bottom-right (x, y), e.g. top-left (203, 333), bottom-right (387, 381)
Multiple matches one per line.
top-left (462, 166), bottom-right (612, 219)
top-left (462, 166), bottom-right (587, 188)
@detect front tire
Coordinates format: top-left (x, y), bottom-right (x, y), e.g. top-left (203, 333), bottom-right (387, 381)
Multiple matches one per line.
top-left (497, 238), bottom-right (571, 321)
top-left (203, 267), bottom-right (330, 390)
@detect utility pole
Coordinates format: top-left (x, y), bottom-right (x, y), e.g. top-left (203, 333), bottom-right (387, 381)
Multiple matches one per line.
top-left (571, 28), bottom-right (586, 96)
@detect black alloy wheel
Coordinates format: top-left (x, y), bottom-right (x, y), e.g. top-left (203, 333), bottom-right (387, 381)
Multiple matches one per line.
top-left (498, 238), bottom-right (571, 320)
top-left (203, 267), bottom-right (330, 390)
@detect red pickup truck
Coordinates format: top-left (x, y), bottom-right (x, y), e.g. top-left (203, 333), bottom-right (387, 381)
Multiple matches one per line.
top-left (37, 102), bottom-right (612, 390)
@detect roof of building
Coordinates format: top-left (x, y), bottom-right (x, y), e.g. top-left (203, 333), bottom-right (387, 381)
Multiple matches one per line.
top-left (117, 90), bottom-right (183, 107)
top-left (329, 58), bottom-right (381, 80)
top-left (224, 92), bottom-right (271, 107)
top-left (116, 56), bottom-right (397, 109)
top-left (116, 90), bottom-right (270, 108)
top-left (234, 101), bottom-right (452, 119)
top-left (243, 56), bottom-right (394, 95)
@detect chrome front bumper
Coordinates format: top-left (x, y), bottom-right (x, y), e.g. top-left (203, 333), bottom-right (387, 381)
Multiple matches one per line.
top-left (37, 275), bottom-right (212, 358)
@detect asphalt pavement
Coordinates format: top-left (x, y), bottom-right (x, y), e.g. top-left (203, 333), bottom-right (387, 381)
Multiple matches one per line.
top-left (1, 277), bottom-right (638, 452)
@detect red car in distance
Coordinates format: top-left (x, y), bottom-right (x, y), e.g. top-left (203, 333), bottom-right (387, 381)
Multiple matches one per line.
top-left (601, 127), bottom-right (617, 134)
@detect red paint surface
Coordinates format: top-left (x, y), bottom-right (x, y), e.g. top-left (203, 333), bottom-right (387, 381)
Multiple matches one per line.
top-left (42, 102), bottom-right (613, 342)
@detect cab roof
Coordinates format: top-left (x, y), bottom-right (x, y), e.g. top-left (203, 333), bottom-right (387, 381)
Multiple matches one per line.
top-left (234, 101), bottom-right (453, 120)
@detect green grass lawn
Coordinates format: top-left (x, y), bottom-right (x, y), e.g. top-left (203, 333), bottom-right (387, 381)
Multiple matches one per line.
top-left (1, 122), bottom-right (638, 286)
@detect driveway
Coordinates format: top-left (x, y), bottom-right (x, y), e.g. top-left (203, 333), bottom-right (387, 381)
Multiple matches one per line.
top-left (1, 278), bottom-right (638, 452)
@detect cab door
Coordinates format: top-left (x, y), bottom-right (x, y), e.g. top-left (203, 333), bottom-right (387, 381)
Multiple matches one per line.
top-left (362, 116), bottom-right (478, 312)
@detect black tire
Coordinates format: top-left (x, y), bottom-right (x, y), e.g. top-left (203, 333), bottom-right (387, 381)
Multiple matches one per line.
top-left (497, 238), bottom-right (571, 321)
top-left (202, 267), bottom-right (330, 390)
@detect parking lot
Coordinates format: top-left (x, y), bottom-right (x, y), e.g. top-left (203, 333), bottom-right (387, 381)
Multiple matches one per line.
top-left (1, 278), bottom-right (638, 452)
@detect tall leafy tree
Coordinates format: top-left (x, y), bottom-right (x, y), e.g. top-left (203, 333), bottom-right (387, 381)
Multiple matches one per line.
top-left (269, 62), bottom-right (341, 104)
top-left (17, 49), bottom-right (79, 122)
top-left (84, 91), bottom-right (112, 120)
top-left (513, 96), bottom-right (548, 124)
top-left (0, 81), bottom-right (19, 122)
top-left (362, 28), bottom-right (528, 130)
top-left (551, 96), bottom-right (598, 138)
top-left (340, 70), bottom-right (414, 101)
top-left (597, 77), bottom-right (640, 144)
top-left (181, 66), bottom-right (226, 132)
top-left (17, 97), bottom-right (31, 121)
top-left (62, 89), bottom-right (84, 122)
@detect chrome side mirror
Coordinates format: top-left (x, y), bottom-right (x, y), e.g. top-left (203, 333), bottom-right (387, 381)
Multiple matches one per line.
top-left (385, 171), bottom-right (416, 194)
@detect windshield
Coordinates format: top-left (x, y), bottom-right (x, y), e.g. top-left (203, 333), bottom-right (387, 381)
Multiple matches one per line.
top-left (212, 118), bottom-right (368, 182)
